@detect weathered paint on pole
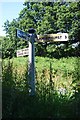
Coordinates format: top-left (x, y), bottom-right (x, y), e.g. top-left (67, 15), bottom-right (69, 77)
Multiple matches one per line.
top-left (28, 33), bottom-right (35, 95)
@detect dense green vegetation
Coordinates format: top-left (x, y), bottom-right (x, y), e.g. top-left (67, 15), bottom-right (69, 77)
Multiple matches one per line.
top-left (2, 56), bottom-right (80, 118)
top-left (2, 1), bottom-right (80, 58)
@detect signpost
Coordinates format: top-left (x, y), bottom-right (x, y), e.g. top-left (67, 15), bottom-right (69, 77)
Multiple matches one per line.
top-left (37, 33), bottom-right (68, 42)
top-left (16, 28), bottom-right (36, 96)
top-left (28, 33), bottom-right (35, 95)
top-left (16, 48), bottom-right (29, 57)
top-left (16, 28), bottom-right (68, 96)
top-left (16, 29), bottom-right (29, 40)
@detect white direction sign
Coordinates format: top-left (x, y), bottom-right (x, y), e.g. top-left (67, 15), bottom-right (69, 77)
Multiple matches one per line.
top-left (16, 29), bottom-right (29, 40)
top-left (37, 33), bottom-right (68, 42)
top-left (17, 48), bottom-right (29, 57)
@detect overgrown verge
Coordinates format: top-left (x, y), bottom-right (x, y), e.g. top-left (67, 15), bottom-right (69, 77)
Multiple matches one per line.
top-left (2, 57), bottom-right (80, 119)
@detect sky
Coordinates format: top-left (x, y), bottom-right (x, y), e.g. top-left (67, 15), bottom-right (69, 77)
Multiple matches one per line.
top-left (0, 1), bottom-right (25, 36)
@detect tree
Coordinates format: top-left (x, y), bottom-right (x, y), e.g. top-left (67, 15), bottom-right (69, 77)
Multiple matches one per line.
top-left (3, 1), bottom-right (80, 58)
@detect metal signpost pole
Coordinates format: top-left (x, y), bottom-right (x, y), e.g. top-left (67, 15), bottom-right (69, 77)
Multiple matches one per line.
top-left (16, 28), bottom-right (68, 96)
top-left (28, 29), bottom-right (35, 96)
top-left (16, 28), bottom-right (36, 96)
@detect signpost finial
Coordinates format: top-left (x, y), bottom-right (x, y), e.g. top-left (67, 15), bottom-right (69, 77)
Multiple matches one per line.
top-left (28, 28), bottom-right (35, 34)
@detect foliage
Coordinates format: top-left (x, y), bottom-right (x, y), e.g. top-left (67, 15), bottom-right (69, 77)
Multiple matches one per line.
top-left (72, 57), bottom-right (80, 92)
top-left (2, 1), bottom-right (80, 58)
top-left (0, 36), bottom-right (3, 58)
top-left (2, 56), bottom-right (80, 118)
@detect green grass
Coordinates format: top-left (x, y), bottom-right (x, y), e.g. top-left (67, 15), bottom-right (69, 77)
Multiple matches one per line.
top-left (3, 56), bottom-right (79, 94)
top-left (3, 56), bottom-right (76, 73)
top-left (2, 56), bottom-right (80, 118)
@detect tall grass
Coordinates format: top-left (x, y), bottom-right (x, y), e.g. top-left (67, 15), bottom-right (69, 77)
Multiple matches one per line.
top-left (2, 57), bottom-right (80, 118)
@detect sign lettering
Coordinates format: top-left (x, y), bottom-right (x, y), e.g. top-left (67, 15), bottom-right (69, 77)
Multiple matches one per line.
top-left (16, 29), bottom-right (29, 40)
top-left (37, 33), bottom-right (68, 42)
top-left (17, 48), bottom-right (29, 57)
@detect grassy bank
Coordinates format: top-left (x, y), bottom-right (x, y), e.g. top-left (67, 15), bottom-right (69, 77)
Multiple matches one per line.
top-left (2, 56), bottom-right (80, 118)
